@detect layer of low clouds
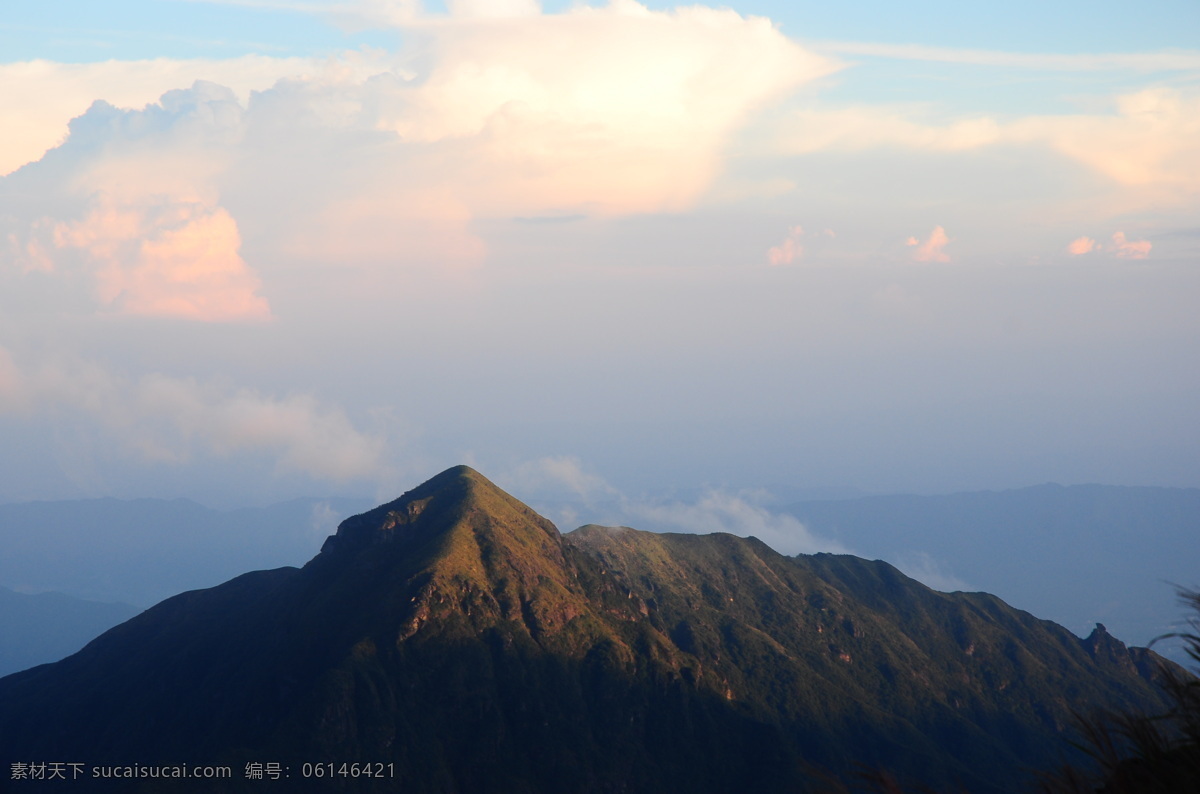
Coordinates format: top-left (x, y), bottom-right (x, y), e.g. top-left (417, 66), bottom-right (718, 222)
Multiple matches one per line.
top-left (500, 455), bottom-right (849, 556)
top-left (499, 453), bottom-right (978, 593)
top-left (0, 347), bottom-right (389, 483)
top-left (622, 491), bottom-right (851, 556)
top-left (892, 551), bottom-right (971, 593)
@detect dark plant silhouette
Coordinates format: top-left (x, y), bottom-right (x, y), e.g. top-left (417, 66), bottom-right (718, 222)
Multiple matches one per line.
top-left (1039, 588), bottom-right (1200, 793)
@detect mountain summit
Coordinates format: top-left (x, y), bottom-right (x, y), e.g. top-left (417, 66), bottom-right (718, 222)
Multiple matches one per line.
top-left (0, 466), bottom-right (1180, 792)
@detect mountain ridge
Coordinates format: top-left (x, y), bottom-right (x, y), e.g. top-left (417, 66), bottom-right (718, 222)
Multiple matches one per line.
top-left (0, 466), bottom-right (1181, 793)
top-left (781, 483), bottom-right (1200, 656)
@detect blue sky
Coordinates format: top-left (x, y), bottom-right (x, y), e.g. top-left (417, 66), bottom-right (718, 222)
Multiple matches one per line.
top-left (7, 1), bottom-right (1200, 59)
top-left (0, 0), bottom-right (1197, 524)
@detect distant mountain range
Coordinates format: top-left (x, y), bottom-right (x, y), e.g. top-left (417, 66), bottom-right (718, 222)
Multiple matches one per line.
top-left (0, 495), bottom-right (373, 606)
top-left (0, 467), bottom-right (1181, 793)
top-left (0, 587), bottom-right (139, 677)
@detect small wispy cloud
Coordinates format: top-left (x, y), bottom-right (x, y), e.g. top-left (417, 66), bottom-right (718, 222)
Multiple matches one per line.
top-left (814, 41), bottom-right (1200, 73)
top-left (767, 224), bottom-right (805, 266)
top-left (907, 226), bottom-right (951, 263)
top-left (624, 491), bottom-right (851, 556)
top-left (1067, 236), bottom-right (1098, 255)
top-left (1066, 231), bottom-right (1152, 259)
top-left (1112, 230), bottom-right (1152, 259)
top-left (892, 551), bottom-right (971, 592)
top-left (309, 500), bottom-right (343, 544)
top-left (499, 454), bottom-right (847, 556)
top-left (502, 455), bottom-right (619, 501)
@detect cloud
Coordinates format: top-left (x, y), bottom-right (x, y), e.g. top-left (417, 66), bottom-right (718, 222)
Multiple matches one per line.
top-left (1068, 236), bottom-right (1097, 255)
top-left (502, 455), bottom-right (619, 501)
top-left (1012, 88), bottom-right (1200, 193)
top-left (624, 491), bottom-right (850, 556)
top-left (767, 225), bottom-right (805, 266)
top-left (445, 0), bottom-right (541, 18)
top-left (1066, 232), bottom-right (1152, 259)
top-left (497, 455), bottom-right (846, 555)
top-left (2, 4), bottom-right (838, 287)
top-left (816, 41), bottom-right (1200, 73)
top-left (134, 375), bottom-right (386, 479)
top-left (362, 1), bottom-right (838, 217)
top-left (778, 107), bottom-right (1004, 155)
top-left (0, 348), bottom-right (388, 482)
top-left (1112, 231), bottom-right (1152, 259)
top-left (908, 226), bottom-right (951, 262)
top-left (0, 55), bottom-right (361, 176)
top-left (775, 87), bottom-right (1200, 206)
top-left (48, 197), bottom-right (270, 321)
top-left (309, 500), bottom-right (344, 544)
top-left (1, 83), bottom-right (270, 320)
top-left (891, 551), bottom-right (970, 592)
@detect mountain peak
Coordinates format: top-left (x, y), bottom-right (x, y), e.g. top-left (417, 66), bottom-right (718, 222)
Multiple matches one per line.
top-left (310, 465), bottom-right (583, 639)
top-left (319, 465), bottom-right (556, 556)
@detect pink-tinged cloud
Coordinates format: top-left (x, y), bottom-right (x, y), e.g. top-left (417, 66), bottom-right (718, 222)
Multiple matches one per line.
top-left (1112, 231), bottom-right (1152, 259)
top-left (52, 199), bottom-right (270, 321)
top-left (767, 225), bottom-right (805, 266)
top-left (910, 226), bottom-right (951, 262)
top-left (1068, 236), bottom-right (1097, 255)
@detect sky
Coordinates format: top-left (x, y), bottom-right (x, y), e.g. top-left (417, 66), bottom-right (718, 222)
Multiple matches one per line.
top-left (1, 0), bottom-right (1198, 522)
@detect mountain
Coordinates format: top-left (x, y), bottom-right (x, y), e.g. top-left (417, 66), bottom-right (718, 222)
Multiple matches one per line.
top-left (0, 586), bottom-right (140, 677)
top-left (781, 484), bottom-right (1200, 658)
top-left (0, 467), bottom-right (1180, 793)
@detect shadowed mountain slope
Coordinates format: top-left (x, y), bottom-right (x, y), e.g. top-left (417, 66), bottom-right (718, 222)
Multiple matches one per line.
top-left (0, 467), bottom-right (1179, 793)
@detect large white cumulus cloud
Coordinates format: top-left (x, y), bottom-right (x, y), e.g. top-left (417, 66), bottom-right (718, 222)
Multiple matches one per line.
top-left (0, 2), bottom-right (836, 316)
top-left (369, 1), bottom-right (835, 215)
top-left (0, 55), bottom-right (339, 177)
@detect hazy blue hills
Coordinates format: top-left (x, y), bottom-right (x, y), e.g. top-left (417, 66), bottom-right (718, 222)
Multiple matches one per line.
top-left (0, 495), bottom-right (372, 607)
top-left (0, 586), bottom-right (139, 677)
top-left (0, 467), bottom-right (1181, 793)
top-left (0, 495), bottom-right (367, 677)
top-left (783, 484), bottom-right (1200, 659)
